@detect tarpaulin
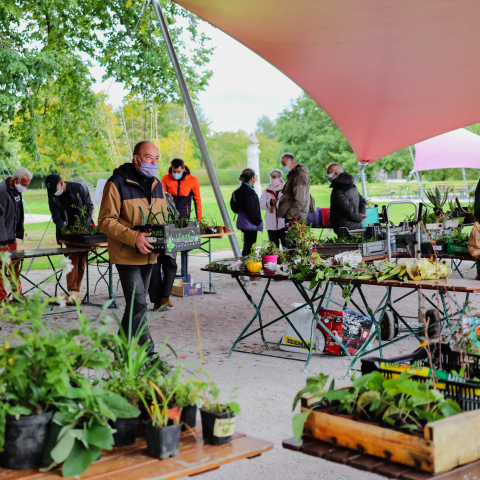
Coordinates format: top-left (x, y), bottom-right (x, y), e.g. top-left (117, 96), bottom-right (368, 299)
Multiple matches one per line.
top-left (175, 0), bottom-right (480, 162)
top-left (414, 128), bottom-right (480, 171)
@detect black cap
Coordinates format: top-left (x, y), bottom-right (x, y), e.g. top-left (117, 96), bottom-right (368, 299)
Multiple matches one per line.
top-left (45, 174), bottom-right (62, 197)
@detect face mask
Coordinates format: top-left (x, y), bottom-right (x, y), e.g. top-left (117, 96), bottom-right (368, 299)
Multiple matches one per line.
top-left (271, 178), bottom-right (281, 187)
top-left (139, 161), bottom-right (158, 178)
top-left (54, 187), bottom-right (63, 196)
top-left (14, 183), bottom-right (26, 193)
top-left (172, 172), bottom-right (183, 180)
top-left (326, 174), bottom-right (334, 183)
top-left (282, 165), bottom-right (291, 173)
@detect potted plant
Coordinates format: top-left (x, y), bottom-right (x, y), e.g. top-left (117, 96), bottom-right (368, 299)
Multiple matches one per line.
top-left (175, 379), bottom-right (207, 431)
top-left (259, 242), bottom-right (281, 267)
top-left (200, 381), bottom-right (240, 446)
top-left (244, 247), bottom-right (262, 273)
top-left (58, 203), bottom-right (107, 244)
top-left (421, 240), bottom-right (434, 255)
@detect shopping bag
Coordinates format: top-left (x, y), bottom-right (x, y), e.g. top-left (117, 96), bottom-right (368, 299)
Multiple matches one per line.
top-left (468, 222), bottom-right (480, 257)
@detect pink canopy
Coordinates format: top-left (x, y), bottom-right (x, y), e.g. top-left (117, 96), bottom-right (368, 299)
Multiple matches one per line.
top-left (175, 0), bottom-right (480, 163)
top-left (414, 128), bottom-right (480, 172)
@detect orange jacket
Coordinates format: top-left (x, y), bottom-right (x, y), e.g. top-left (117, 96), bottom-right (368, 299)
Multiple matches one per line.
top-left (161, 166), bottom-right (202, 221)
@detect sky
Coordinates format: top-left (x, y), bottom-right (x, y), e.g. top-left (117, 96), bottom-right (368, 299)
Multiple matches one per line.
top-left (91, 20), bottom-right (303, 134)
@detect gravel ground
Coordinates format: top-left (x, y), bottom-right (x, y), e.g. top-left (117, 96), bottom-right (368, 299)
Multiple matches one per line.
top-left (5, 251), bottom-right (480, 480)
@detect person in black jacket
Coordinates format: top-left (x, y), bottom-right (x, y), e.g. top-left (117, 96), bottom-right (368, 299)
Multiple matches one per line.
top-left (230, 168), bottom-right (263, 256)
top-left (45, 174), bottom-right (94, 303)
top-left (327, 163), bottom-right (367, 234)
top-left (0, 167), bottom-right (32, 302)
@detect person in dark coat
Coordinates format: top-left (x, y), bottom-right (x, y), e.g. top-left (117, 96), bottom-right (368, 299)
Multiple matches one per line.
top-left (230, 168), bottom-right (263, 256)
top-left (474, 178), bottom-right (480, 280)
top-left (0, 167), bottom-right (32, 302)
top-left (327, 163), bottom-right (367, 234)
top-left (46, 174), bottom-right (94, 302)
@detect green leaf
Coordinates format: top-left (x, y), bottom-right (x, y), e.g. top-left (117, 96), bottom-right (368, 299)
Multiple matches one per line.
top-left (62, 439), bottom-right (101, 477)
top-left (292, 410), bottom-right (311, 443)
top-left (50, 428), bottom-right (82, 464)
top-left (83, 421), bottom-right (114, 450)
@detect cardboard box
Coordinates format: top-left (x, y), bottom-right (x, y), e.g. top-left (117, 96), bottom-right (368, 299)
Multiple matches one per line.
top-left (171, 279), bottom-right (203, 297)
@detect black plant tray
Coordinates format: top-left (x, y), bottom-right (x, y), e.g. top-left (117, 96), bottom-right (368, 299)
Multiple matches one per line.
top-left (58, 233), bottom-right (107, 244)
top-left (134, 221), bottom-right (201, 254)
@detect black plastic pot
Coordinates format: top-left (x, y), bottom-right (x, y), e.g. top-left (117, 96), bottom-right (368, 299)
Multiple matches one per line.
top-left (0, 411), bottom-right (53, 469)
top-left (200, 408), bottom-right (236, 446)
top-left (181, 405), bottom-right (197, 432)
top-left (146, 422), bottom-right (182, 460)
top-left (112, 415), bottom-right (140, 447)
top-left (421, 243), bottom-right (434, 255)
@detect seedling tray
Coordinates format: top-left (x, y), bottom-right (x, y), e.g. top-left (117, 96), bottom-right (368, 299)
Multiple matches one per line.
top-left (317, 240), bottom-right (386, 256)
top-left (134, 221), bottom-right (201, 254)
top-left (58, 233), bottom-right (108, 244)
top-left (447, 240), bottom-right (469, 254)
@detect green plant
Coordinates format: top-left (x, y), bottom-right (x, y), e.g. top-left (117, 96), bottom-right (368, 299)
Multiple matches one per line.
top-left (286, 221), bottom-right (319, 255)
top-left (258, 241), bottom-right (281, 256)
top-left (244, 246), bottom-right (262, 263)
top-left (43, 386), bottom-right (140, 476)
top-left (60, 200), bottom-right (99, 235)
top-left (201, 379), bottom-right (240, 416)
top-left (425, 186), bottom-right (451, 217)
top-left (450, 228), bottom-right (469, 245)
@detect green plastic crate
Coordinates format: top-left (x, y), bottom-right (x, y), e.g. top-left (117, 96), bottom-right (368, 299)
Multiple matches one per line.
top-left (447, 240), bottom-right (469, 254)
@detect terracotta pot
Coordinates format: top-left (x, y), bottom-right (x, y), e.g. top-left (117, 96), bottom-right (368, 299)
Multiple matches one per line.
top-left (168, 407), bottom-right (183, 424)
top-left (217, 226), bottom-right (224, 234)
top-left (224, 226), bottom-right (230, 233)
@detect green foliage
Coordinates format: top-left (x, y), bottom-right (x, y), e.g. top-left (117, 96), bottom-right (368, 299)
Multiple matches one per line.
top-left (256, 115), bottom-right (278, 140)
top-left (425, 186), bottom-right (451, 217)
top-left (258, 241), bottom-right (281, 256)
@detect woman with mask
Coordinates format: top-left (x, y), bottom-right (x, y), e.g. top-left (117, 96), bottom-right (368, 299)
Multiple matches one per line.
top-left (230, 168), bottom-right (263, 256)
top-left (259, 169), bottom-right (286, 248)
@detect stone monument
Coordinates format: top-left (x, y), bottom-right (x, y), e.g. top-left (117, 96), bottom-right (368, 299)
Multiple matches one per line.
top-left (247, 132), bottom-right (262, 197)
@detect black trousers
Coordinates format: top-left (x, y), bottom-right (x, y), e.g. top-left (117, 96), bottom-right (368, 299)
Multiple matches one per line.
top-left (149, 255), bottom-right (177, 302)
top-left (476, 260), bottom-right (480, 280)
top-left (116, 264), bottom-right (154, 352)
top-left (180, 250), bottom-right (188, 278)
top-left (267, 228), bottom-right (287, 248)
top-left (242, 231), bottom-right (258, 257)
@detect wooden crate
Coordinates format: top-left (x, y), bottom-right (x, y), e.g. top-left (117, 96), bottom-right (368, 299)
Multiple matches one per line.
top-left (301, 404), bottom-right (480, 474)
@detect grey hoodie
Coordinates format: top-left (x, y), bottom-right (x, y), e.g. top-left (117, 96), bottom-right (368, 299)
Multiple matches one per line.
top-left (277, 164), bottom-right (311, 221)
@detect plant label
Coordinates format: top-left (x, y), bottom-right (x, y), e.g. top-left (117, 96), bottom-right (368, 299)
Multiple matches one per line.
top-left (213, 417), bottom-right (235, 437)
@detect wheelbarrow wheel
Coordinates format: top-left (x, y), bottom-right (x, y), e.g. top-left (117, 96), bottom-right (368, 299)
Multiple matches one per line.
top-left (380, 312), bottom-right (395, 341)
top-left (425, 309), bottom-right (441, 339)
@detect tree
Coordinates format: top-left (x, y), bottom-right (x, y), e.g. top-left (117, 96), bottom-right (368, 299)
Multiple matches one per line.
top-left (256, 115), bottom-right (277, 140)
top-left (0, 0), bottom-right (213, 174)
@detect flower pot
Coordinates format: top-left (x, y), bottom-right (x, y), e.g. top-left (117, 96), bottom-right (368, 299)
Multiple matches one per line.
top-left (224, 226), bottom-right (230, 233)
top-left (0, 411), bottom-right (53, 469)
top-left (180, 405), bottom-right (197, 432)
top-left (421, 243), bottom-right (434, 255)
top-left (465, 212), bottom-right (476, 224)
top-left (200, 408), bottom-right (236, 446)
top-left (168, 407), bottom-right (182, 424)
top-left (332, 407), bottom-right (354, 419)
top-left (261, 254), bottom-right (279, 267)
top-left (112, 415), bottom-right (140, 447)
top-left (207, 226), bottom-right (218, 234)
top-left (217, 226), bottom-right (224, 234)
top-left (200, 229), bottom-right (207, 235)
top-left (146, 422), bottom-right (182, 460)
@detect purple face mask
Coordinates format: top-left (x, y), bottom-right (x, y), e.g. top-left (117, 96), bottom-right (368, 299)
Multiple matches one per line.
top-left (138, 161), bottom-right (158, 178)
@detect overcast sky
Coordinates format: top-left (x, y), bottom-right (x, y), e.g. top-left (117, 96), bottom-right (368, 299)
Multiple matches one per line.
top-left (91, 21), bottom-right (302, 134)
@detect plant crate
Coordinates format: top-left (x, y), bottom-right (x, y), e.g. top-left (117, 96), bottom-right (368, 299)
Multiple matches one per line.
top-left (317, 240), bottom-right (386, 257)
top-left (134, 221), bottom-right (201, 254)
top-left (300, 404), bottom-right (480, 474)
top-left (58, 233), bottom-right (107, 244)
top-left (447, 240), bottom-right (469, 254)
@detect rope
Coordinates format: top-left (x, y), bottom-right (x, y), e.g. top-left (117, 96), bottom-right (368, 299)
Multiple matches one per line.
top-left (28, 0), bottom-right (151, 272)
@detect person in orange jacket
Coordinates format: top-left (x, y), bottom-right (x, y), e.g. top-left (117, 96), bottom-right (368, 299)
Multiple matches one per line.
top-left (162, 158), bottom-right (202, 277)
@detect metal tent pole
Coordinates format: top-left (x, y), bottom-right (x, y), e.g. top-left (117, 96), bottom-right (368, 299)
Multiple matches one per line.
top-left (408, 146), bottom-right (426, 200)
top-left (462, 168), bottom-right (468, 197)
top-left (358, 162), bottom-right (368, 197)
top-left (151, 0), bottom-right (241, 257)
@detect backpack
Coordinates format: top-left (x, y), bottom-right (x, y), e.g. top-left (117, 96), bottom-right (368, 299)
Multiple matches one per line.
top-left (230, 189), bottom-right (239, 214)
top-left (308, 194), bottom-right (316, 214)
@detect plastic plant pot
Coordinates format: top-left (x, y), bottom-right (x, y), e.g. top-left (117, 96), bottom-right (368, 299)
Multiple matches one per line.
top-left (180, 405), bottom-right (197, 432)
top-left (146, 422), bottom-right (182, 460)
top-left (112, 415), bottom-right (140, 447)
top-left (200, 408), bottom-right (236, 446)
top-left (0, 411), bottom-right (53, 470)
top-left (261, 254), bottom-right (279, 266)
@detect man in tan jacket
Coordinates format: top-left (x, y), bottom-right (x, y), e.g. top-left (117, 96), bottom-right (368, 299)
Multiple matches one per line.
top-left (99, 141), bottom-right (167, 354)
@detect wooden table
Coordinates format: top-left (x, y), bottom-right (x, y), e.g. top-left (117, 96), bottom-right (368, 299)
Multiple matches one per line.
top-left (0, 429), bottom-right (273, 480)
top-left (283, 436), bottom-right (479, 480)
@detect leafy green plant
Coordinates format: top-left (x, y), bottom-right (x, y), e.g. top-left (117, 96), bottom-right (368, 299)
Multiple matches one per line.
top-left (201, 379), bottom-right (240, 416)
top-left (286, 221), bottom-right (319, 255)
top-left (60, 200), bottom-right (99, 235)
top-left (425, 186), bottom-right (451, 217)
top-left (258, 241), bottom-right (281, 256)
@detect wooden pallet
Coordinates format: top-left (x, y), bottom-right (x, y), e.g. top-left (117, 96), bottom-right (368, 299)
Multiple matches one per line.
top-left (301, 406), bottom-right (480, 474)
top-left (0, 427), bottom-right (273, 480)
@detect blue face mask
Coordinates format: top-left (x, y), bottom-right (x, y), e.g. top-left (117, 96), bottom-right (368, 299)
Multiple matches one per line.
top-left (138, 161), bottom-right (158, 178)
top-left (326, 173), bottom-right (334, 183)
top-left (282, 165), bottom-right (291, 173)
top-left (172, 172), bottom-right (183, 180)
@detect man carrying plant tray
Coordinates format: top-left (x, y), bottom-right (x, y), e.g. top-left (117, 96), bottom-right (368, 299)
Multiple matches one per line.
top-left (99, 140), bottom-right (167, 356)
top-left (45, 173), bottom-right (94, 304)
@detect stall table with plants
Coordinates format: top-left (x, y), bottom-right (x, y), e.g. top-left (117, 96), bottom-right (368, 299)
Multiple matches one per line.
top-left (59, 240), bottom-right (118, 308)
top-left (8, 247), bottom-right (92, 313)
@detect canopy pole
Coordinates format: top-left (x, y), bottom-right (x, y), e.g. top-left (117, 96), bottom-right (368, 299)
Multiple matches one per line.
top-left (462, 168), bottom-right (468, 196)
top-left (409, 146), bottom-right (425, 199)
top-left (151, 0), bottom-right (241, 257)
top-left (358, 162), bottom-right (368, 197)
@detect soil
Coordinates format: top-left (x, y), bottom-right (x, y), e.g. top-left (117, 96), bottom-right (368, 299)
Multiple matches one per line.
top-left (4, 250), bottom-right (480, 479)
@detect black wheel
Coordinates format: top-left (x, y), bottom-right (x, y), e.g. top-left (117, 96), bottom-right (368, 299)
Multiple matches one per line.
top-left (425, 309), bottom-right (440, 339)
top-left (380, 312), bottom-right (395, 341)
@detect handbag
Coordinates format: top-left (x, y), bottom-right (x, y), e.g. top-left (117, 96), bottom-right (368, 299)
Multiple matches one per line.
top-left (236, 211), bottom-right (263, 232)
top-left (468, 221), bottom-right (480, 257)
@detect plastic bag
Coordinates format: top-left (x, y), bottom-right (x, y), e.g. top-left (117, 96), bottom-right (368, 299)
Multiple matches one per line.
top-left (405, 259), bottom-right (452, 280)
top-left (334, 250), bottom-right (362, 268)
